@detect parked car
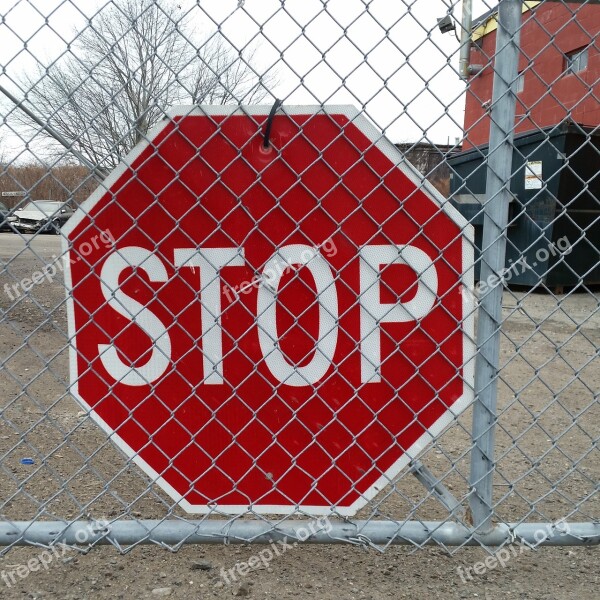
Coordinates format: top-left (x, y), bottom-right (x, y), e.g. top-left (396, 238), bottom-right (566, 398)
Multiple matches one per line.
top-left (11, 201), bottom-right (73, 234)
top-left (0, 201), bottom-right (17, 232)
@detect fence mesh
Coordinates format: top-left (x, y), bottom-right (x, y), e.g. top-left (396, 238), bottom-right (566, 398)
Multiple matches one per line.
top-left (0, 0), bottom-right (598, 554)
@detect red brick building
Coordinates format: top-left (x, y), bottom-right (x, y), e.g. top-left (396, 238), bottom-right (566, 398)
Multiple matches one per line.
top-left (464, 1), bottom-right (600, 149)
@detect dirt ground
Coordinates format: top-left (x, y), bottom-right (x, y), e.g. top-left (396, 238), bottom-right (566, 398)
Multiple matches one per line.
top-left (0, 232), bottom-right (598, 599)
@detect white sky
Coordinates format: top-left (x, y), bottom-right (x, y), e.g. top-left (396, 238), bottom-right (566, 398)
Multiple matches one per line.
top-left (0, 0), bottom-right (493, 162)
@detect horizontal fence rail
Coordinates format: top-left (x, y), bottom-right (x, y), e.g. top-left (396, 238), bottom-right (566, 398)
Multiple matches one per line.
top-left (2, 520), bottom-right (599, 548)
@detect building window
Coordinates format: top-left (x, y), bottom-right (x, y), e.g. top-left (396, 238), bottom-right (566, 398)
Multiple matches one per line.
top-left (565, 47), bottom-right (588, 74)
top-left (515, 71), bottom-right (525, 93)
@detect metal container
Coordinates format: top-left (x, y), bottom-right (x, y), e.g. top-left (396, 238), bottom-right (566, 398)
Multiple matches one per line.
top-left (449, 121), bottom-right (600, 287)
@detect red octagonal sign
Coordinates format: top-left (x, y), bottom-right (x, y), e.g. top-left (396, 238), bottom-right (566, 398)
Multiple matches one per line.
top-left (63, 106), bottom-right (474, 515)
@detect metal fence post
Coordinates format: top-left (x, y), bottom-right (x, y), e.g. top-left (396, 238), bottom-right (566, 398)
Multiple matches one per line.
top-left (469, 0), bottom-right (522, 532)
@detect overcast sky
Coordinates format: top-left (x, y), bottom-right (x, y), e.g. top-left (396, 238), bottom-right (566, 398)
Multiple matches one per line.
top-left (0, 0), bottom-right (492, 162)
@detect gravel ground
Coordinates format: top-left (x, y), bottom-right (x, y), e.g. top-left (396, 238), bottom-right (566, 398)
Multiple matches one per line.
top-left (0, 232), bottom-right (598, 599)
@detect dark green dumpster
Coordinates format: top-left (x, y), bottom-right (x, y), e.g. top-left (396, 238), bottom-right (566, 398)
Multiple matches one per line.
top-left (448, 121), bottom-right (600, 288)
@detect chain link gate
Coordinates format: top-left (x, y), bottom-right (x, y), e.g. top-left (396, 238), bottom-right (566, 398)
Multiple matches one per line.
top-left (0, 0), bottom-right (598, 555)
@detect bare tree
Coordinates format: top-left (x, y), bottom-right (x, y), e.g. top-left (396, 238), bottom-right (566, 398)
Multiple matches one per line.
top-left (0, 132), bottom-right (6, 170)
top-left (17, 0), bottom-right (274, 170)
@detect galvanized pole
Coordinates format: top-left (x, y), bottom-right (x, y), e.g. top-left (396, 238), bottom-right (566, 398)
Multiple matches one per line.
top-left (0, 84), bottom-right (108, 181)
top-left (469, 0), bottom-right (522, 532)
top-left (459, 0), bottom-right (474, 79)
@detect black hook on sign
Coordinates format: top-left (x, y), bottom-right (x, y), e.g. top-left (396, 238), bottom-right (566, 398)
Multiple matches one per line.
top-left (263, 98), bottom-right (283, 149)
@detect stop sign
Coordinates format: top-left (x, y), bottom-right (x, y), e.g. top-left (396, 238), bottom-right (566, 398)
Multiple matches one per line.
top-left (63, 105), bottom-right (474, 515)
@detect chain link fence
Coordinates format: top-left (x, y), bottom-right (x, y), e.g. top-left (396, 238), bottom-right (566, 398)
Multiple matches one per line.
top-left (0, 0), bottom-right (598, 554)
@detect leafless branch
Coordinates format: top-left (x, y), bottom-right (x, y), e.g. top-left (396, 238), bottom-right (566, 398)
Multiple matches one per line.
top-left (14, 0), bottom-right (276, 170)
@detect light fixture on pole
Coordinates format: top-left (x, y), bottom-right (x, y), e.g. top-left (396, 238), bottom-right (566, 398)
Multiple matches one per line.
top-left (437, 15), bottom-right (456, 34)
